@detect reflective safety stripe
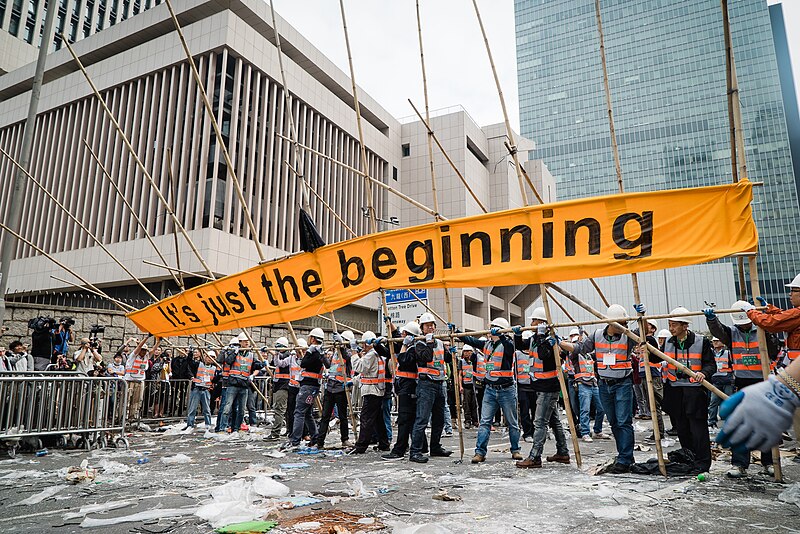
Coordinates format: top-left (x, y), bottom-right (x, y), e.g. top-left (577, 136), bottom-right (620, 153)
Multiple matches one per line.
top-left (396, 370), bottom-right (418, 379)
top-left (594, 329), bottom-right (631, 379)
top-left (461, 360), bottom-right (474, 384)
top-left (516, 351), bottom-right (531, 384)
top-left (474, 353), bottom-right (486, 380)
top-left (418, 342), bottom-right (447, 380)
top-left (787, 349), bottom-right (800, 361)
top-left (530, 345), bottom-right (557, 380)
top-left (730, 328), bottom-right (763, 379)
top-left (663, 335), bottom-right (704, 386)
top-left (361, 355), bottom-right (386, 385)
top-left (228, 351), bottom-right (254, 378)
top-left (328, 351), bottom-right (348, 383)
top-left (192, 364), bottom-right (214, 386)
top-left (127, 356), bottom-right (148, 378)
top-left (574, 354), bottom-right (595, 380)
top-left (273, 373), bottom-right (291, 379)
top-left (713, 349), bottom-right (732, 375)
top-left (482, 341), bottom-right (512, 381)
top-left (301, 370), bottom-right (323, 380)
top-left (289, 363), bottom-right (302, 387)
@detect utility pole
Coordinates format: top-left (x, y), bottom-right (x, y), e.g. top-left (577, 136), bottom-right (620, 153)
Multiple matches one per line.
top-left (0, 0), bottom-right (58, 328)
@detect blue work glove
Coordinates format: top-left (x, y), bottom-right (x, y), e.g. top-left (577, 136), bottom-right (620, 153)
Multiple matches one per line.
top-left (536, 324), bottom-right (548, 336)
top-left (633, 303), bottom-right (646, 315)
top-left (512, 326), bottom-right (522, 335)
top-left (332, 332), bottom-right (343, 343)
top-left (449, 346), bottom-right (457, 355)
top-left (490, 327), bottom-right (501, 336)
top-left (756, 296), bottom-right (768, 307)
top-left (716, 375), bottom-right (800, 452)
top-left (703, 308), bottom-right (717, 320)
top-left (364, 337), bottom-right (375, 346)
top-left (375, 336), bottom-right (386, 345)
top-left (546, 335), bottom-right (559, 347)
top-left (403, 335), bottom-right (415, 347)
top-left (447, 323), bottom-right (456, 331)
top-left (349, 341), bottom-right (359, 352)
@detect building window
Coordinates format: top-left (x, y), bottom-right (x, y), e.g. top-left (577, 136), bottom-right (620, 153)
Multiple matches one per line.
top-left (401, 143), bottom-right (410, 157)
top-left (392, 166), bottom-right (398, 181)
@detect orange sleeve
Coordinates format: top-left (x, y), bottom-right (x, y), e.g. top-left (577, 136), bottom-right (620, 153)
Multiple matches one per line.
top-left (747, 307), bottom-right (800, 334)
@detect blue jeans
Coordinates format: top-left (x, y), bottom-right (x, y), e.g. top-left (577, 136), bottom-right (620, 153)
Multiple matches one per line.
top-left (708, 382), bottom-right (734, 426)
top-left (383, 396), bottom-right (393, 441)
top-left (474, 384), bottom-right (521, 457)
top-left (598, 378), bottom-right (634, 466)
top-left (578, 382), bottom-right (605, 437)
top-left (215, 387), bottom-right (228, 431)
top-left (222, 385), bottom-right (249, 432)
top-left (411, 379), bottom-right (447, 456)
top-left (187, 387), bottom-right (211, 427)
top-left (528, 391), bottom-right (568, 459)
top-left (290, 385), bottom-right (319, 445)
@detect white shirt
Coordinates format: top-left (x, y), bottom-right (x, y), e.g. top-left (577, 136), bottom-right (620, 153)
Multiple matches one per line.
top-left (74, 349), bottom-right (97, 375)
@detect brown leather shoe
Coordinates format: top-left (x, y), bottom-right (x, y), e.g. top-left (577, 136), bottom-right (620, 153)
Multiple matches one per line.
top-left (516, 457), bottom-right (542, 468)
top-left (471, 454), bottom-right (485, 464)
top-left (511, 451), bottom-right (523, 460)
top-left (546, 454), bottom-right (571, 464)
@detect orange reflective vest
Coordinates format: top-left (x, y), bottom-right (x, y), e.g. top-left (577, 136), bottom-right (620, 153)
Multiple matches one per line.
top-left (361, 355), bottom-right (386, 385)
top-left (594, 330), bottom-right (632, 379)
top-left (192, 363), bottom-right (214, 387)
top-left (228, 351), bottom-right (254, 378)
top-left (516, 350), bottom-right (531, 384)
top-left (574, 354), bottom-right (595, 381)
top-left (273, 351), bottom-right (291, 380)
top-left (563, 354), bottom-right (574, 376)
top-left (530, 345), bottom-right (558, 381)
top-left (461, 359), bottom-right (473, 385)
top-left (328, 350), bottom-right (348, 383)
top-left (396, 370), bottom-right (418, 379)
top-left (418, 341), bottom-right (447, 381)
top-left (663, 335), bottom-right (704, 387)
top-left (730, 327), bottom-right (762, 380)
top-left (289, 355), bottom-right (302, 387)
top-left (712, 349), bottom-right (732, 377)
top-left (482, 340), bottom-right (514, 381)
top-left (126, 355), bottom-right (148, 379)
top-left (474, 353), bottom-right (486, 382)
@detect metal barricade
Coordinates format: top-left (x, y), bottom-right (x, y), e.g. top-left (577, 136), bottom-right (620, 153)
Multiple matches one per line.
top-left (0, 375), bottom-right (128, 458)
top-left (138, 379), bottom-right (192, 423)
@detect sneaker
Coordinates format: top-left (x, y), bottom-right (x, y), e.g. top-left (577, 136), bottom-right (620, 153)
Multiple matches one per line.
top-left (471, 454), bottom-right (485, 464)
top-left (763, 465), bottom-right (775, 477)
top-left (593, 432), bottom-right (611, 440)
top-left (373, 444), bottom-right (391, 452)
top-left (546, 454), bottom-right (571, 464)
top-left (516, 457), bottom-right (542, 468)
top-left (409, 454), bottom-right (429, 463)
top-left (264, 434), bottom-right (281, 442)
top-left (524, 436), bottom-right (534, 443)
top-left (511, 451), bottom-right (524, 460)
top-left (341, 440), bottom-right (354, 448)
top-left (607, 462), bottom-right (630, 474)
top-left (444, 431), bottom-right (453, 437)
top-left (382, 451), bottom-right (404, 461)
top-left (240, 423), bottom-right (250, 432)
top-left (280, 441), bottom-right (299, 451)
top-left (430, 448), bottom-right (453, 457)
top-left (582, 435), bottom-right (593, 443)
top-left (181, 425), bottom-right (193, 431)
top-left (727, 466), bottom-right (747, 479)
top-left (666, 428), bottom-right (678, 437)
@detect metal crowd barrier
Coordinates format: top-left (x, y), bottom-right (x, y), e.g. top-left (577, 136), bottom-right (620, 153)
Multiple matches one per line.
top-left (0, 375), bottom-right (129, 458)
top-left (138, 379), bottom-right (192, 423)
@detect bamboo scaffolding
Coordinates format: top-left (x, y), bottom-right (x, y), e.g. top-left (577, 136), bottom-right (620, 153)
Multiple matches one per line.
top-left (50, 275), bottom-right (137, 312)
top-left (306, 180), bottom-right (357, 238)
top-left (544, 287), bottom-right (576, 323)
top-left (594, 0), bottom-right (665, 475)
top-left (165, 148), bottom-right (185, 289)
top-left (315, 314), bottom-right (363, 335)
top-left (141, 260), bottom-right (213, 281)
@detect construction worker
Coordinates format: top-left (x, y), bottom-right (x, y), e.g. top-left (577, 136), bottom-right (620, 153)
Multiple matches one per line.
top-left (462, 317), bottom-right (522, 464)
top-left (705, 300), bottom-right (779, 477)
top-left (569, 329), bottom-right (607, 443)
top-left (284, 329), bottom-right (325, 450)
top-left (460, 344), bottom-right (480, 429)
top-left (183, 349), bottom-right (216, 430)
top-left (221, 333), bottom-right (261, 433)
top-left (409, 312), bottom-right (452, 463)
top-left (126, 337), bottom-right (155, 423)
top-left (658, 307), bottom-right (716, 474)
top-left (564, 328), bottom-right (581, 428)
top-left (512, 313), bottom-right (570, 468)
top-left (285, 339), bottom-right (305, 439)
top-left (633, 319), bottom-right (659, 421)
top-left (374, 323), bottom-right (396, 442)
top-left (516, 309), bottom-right (548, 443)
top-left (265, 337), bottom-right (292, 441)
top-left (351, 331), bottom-right (391, 453)
top-left (706, 337), bottom-right (733, 430)
top-left (473, 337), bottom-right (487, 422)
top-left (559, 304), bottom-right (638, 473)
top-left (214, 337), bottom-right (237, 432)
top-left (383, 321), bottom-right (425, 460)
top-left (313, 331), bottom-right (354, 449)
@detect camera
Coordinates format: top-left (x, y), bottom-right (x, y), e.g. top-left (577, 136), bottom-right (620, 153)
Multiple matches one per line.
top-left (28, 316), bottom-right (56, 332)
top-left (60, 317), bottom-right (75, 329)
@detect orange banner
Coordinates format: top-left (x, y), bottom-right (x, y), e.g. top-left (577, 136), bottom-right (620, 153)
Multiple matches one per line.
top-left (128, 181), bottom-right (757, 337)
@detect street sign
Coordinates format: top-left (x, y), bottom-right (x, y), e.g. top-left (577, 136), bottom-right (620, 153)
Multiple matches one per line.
top-left (380, 289), bottom-right (428, 334)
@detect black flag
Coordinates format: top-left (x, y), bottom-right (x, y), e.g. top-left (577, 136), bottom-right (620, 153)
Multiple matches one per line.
top-left (299, 208), bottom-right (326, 252)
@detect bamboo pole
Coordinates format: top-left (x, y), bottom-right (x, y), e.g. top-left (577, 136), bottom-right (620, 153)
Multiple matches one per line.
top-left (329, 308), bottom-right (360, 439)
top-left (594, 0), bottom-right (665, 476)
top-left (141, 260), bottom-right (213, 281)
top-left (165, 147), bottom-right (185, 289)
top-left (316, 314), bottom-right (363, 335)
top-left (415, 0), bottom-right (464, 460)
top-left (82, 140), bottom-right (181, 288)
top-left (747, 255), bottom-right (782, 481)
top-left (306, 180), bottom-right (357, 238)
top-left (0, 147), bottom-right (159, 301)
top-left (408, 288), bottom-right (448, 325)
top-left (589, 278), bottom-right (611, 308)
top-left (544, 287), bottom-right (576, 323)
top-left (50, 275), bottom-right (137, 312)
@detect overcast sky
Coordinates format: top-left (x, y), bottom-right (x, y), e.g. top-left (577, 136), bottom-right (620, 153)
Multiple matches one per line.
top-left (273, 0), bottom-right (800, 133)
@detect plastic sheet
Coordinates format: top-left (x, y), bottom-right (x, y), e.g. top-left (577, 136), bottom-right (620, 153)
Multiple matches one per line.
top-left (63, 500), bottom-right (136, 520)
top-left (12, 485), bottom-right (67, 506)
top-left (80, 507), bottom-right (196, 527)
top-left (162, 454), bottom-right (193, 464)
top-left (778, 482), bottom-right (800, 508)
top-left (196, 501), bottom-right (262, 529)
top-left (252, 476), bottom-right (290, 498)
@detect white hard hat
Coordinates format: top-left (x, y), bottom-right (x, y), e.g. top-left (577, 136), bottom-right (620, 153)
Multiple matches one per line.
top-left (569, 328), bottom-right (580, 337)
top-left (462, 344), bottom-right (474, 353)
top-left (490, 317), bottom-right (510, 330)
top-left (341, 330), bottom-right (356, 343)
top-left (730, 300), bottom-right (753, 326)
top-left (206, 350), bottom-right (216, 358)
top-left (522, 330), bottom-right (533, 340)
top-left (309, 327), bottom-right (325, 341)
top-left (606, 304), bottom-right (628, 320)
top-left (237, 332), bottom-right (249, 341)
top-left (528, 307), bottom-right (547, 322)
top-left (647, 319), bottom-right (659, 330)
top-left (229, 337), bottom-right (240, 346)
top-left (711, 337), bottom-right (720, 342)
top-left (478, 336), bottom-right (487, 341)
top-left (361, 331), bottom-right (376, 344)
top-left (418, 312), bottom-right (436, 326)
top-left (275, 336), bottom-right (289, 348)
top-left (786, 273), bottom-right (800, 289)
top-left (295, 338), bottom-right (308, 348)
top-left (401, 321), bottom-right (422, 336)
top-left (668, 307), bottom-right (692, 324)
top-left (657, 329), bottom-right (670, 339)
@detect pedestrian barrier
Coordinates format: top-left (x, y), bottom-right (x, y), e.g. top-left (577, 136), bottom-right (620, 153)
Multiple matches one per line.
top-left (0, 375), bottom-right (129, 458)
top-left (138, 379), bottom-right (191, 423)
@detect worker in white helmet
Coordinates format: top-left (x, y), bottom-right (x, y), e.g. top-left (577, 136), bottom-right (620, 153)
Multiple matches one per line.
top-left (312, 330), bottom-right (355, 449)
top-left (265, 336), bottom-right (293, 441)
top-left (220, 333), bottom-right (261, 434)
top-left (705, 300), bottom-right (780, 477)
top-left (514, 309), bottom-right (548, 443)
top-left (349, 331), bottom-right (391, 453)
top-left (283, 328), bottom-right (326, 450)
top-left (459, 344), bottom-right (480, 429)
top-left (559, 304), bottom-right (639, 474)
top-left (462, 317), bottom-right (523, 464)
top-left (409, 312), bottom-right (453, 463)
top-left (566, 327), bottom-right (608, 443)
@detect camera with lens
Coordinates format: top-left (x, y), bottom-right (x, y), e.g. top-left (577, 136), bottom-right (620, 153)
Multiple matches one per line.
top-left (60, 317), bottom-right (76, 329)
top-left (89, 325), bottom-right (104, 350)
top-left (28, 316), bottom-right (56, 332)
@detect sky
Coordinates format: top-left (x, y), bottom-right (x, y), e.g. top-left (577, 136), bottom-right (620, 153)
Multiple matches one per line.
top-left (273, 0), bottom-right (800, 133)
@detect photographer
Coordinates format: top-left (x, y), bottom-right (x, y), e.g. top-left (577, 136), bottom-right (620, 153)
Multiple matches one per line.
top-left (74, 337), bottom-right (103, 375)
top-left (29, 316), bottom-right (56, 370)
top-left (53, 317), bottom-right (75, 361)
top-left (7, 340), bottom-right (33, 372)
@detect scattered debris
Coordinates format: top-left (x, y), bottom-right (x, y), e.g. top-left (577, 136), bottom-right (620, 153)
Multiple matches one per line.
top-left (590, 505), bottom-right (629, 520)
top-left (347, 478), bottom-right (376, 498)
top-left (63, 500), bottom-right (137, 520)
top-left (277, 495), bottom-right (322, 509)
top-left (94, 459), bottom-right (130, 475)
top-left (633, 444), bottom-right (651, 452)
top-left (280, 510), bottom-right (383, 533)
top-left (432, 489), bottom-right (462, 502)
top-left (778, 482), bottom-right (800, 509)
top-left (80, 507), bottom-right (196, 528)
top-left (264, 451), bottom-right (286, 459)
top-left (279, 463), bottom-right (310, 470)
top-left (65, 460), bottom-right (97, 484)
top-left (162, 453), bottom-right (193, 465)
top-left (235, 465), bottom-right (283, 479)
top-left (12, 485), bottom-right (68, 506)
top-left (216, 520), bottom-right (278, 533)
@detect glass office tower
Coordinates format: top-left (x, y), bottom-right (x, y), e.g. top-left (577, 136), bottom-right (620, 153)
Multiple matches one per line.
top-left (515, 0), bottom-right (799, 307)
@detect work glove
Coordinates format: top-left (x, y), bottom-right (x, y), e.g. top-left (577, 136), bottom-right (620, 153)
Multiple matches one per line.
top-left (756, 296), bottom-right (768, 307)
top-left (403, 335), bottom-right (415, 347)
top-left (349, 340), bottom-right (358, 351)
top-left (248, 375), bottom-right (254, 382)
top-left (716, 375), bottom-right (800, 452)
top-left (512, 326), bottom-right (522, 336)
top-left (425, 333), bottom-right (434, 343)
top-left (490, 327), bottom-right (501, 336)
top-left (447, 323), bottom-right (457, 332)
top-left (702, 308), bottom-right (717, 321)
top-left (364, 337), bottom-right (375, 346)
top-left (449, 346), bottom-right (457, 355)
top-left (536, 324), bottom-right (548, 336)
top-left (546, 335), bottom-right (559, 347)
top-left (375, 336), bottom-right (386, 345)
top-left (633, 303), bottom-right (646, 315)
top-left (332, 332), bottom-right (343, 343)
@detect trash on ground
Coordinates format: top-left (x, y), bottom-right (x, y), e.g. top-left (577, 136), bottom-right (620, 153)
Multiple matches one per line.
top-left (633, 444), bottom-right (651, 452)
top-left (95, 459), bottom-right (130, 475)
top-left (216, 520), bottom-right (279, 533)
top-left (432, 489), bottom-right (462, 502)
top-left (264, 451), bottom-right (286, 459)
top-left (252, 476), bottom-right (290, 498)
top-left (277, 495), bottom-right (322, 509)
top-left (196, 476), bottom-right (288, 528)
top-left (12, 484), bottom-right (68, 505)
top-left (162, 453), bottom-right (193, 464)
top-left (390, 523), bottom-right (453, 534)
top-left (279, 463), bottom-right (310, 469)
top-left (778, 482), bottom-right (800, 508)
top-left (280, 510), bottom-right (384, 533)
top-left (591, 505), bottom-right (630, 520)
top-left (80, 507), bottom-right (196, 528)
top-left (63, 499), bottom-right (137, 520)
top-left (235, 465), bottom-right (283, 479)
top-left (65, 460), bottom-right (98, 484)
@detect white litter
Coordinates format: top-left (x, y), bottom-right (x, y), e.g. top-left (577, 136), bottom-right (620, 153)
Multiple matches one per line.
top-left (252, 476), bottom-right (290, 498)
top-left (12, 485), bottom-right (68, 505)
top-left (294, 522), bottom-right (322, 530)
top-left (591, 505), bottom-right (630, 520)
top-left (0, 469), bottom-right (47, 481)
top-left (235, 465), bottom-right (282, 478)
top-left (162, 454), bottom-right (192, 465)
top-left (80, 507), bottom-right (196, 527)
top-left (661, 438), bottom-right (676, 447)
top-left (95, 459), bottom-right (130, 475)
top-left (264, 450), bottom-right (286, 459)
top-left (778, 482), bottom-right (800, 508)
top-left (358, 517), bottom-right (376, 524)
top-left (195, 501), bottom-right (262, 528)
top-left (392, 524), bottom-right (454, 534)
top-left (63, 500), bottom-right (136, 520)
top-left (347, 478), bottom-right (376, 498)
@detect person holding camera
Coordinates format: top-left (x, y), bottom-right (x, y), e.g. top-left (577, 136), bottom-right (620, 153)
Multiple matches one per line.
top-left (53, 317), bottom-right (75, 362)
top-left (74, 337), bottom-right (103, 375)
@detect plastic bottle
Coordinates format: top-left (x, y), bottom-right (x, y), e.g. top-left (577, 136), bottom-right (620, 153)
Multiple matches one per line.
top-left (697, 473), bottom-right (708, 482)
top-left (35, 448), bottom-right (49, 457)
top-left (137, 457), bottom-right (150, 464)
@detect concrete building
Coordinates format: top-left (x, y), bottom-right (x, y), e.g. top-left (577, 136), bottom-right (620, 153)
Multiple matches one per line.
top-left (514, 0), bottom-right (799, 317)
top-left (398, 108), bottom-right (555, 331)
